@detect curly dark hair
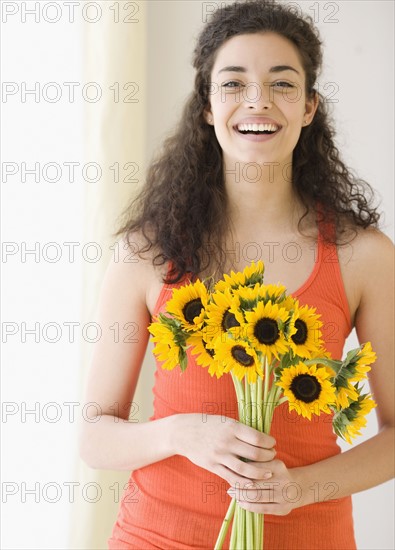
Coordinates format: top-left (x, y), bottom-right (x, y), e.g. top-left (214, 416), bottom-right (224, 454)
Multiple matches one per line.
top-left (113, 0), bottom-right (380, 283)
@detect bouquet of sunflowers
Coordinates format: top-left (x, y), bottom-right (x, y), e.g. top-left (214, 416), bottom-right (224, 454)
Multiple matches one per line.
top-left (148, 261), bottom-right (376, 550)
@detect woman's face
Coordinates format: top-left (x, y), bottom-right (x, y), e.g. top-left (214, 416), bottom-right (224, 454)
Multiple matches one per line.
top-left (205, 32), bottom-right (318, 169)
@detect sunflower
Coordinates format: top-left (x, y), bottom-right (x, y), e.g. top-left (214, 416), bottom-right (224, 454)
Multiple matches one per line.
top-left (230, 281), bottom-right (287, 311)
top-left (309, 347), bottom-right (333, 361)
top-left (335, 382), bottom-right (360, 409)
top-left (166, 280), bottom-right (208, 331)
top-left (214, 337), bottom-right (263, 384)
top-left (232, 282), bottom-right (262, 310)
top-left (205, 288), bottom-right (244, 344)
top-left (188, 331), bottom-right (224, 379)
top-left (277, 361), bottom-right (336, 420)
top-left (278, 296), bottom-right (299, 311)
top-left (333, 393), bottom-right (376, 444)
top-left (288, 303), bottom-right (323, 358)
top-left (348, 342), bottom-right (377, 382)
top-left (260, 283), bottom-right (288, 304)
top-left (214, 260), bottom-right (264, 292)
top-left (333, 342), bottom-right (377, 397)
top-left (244, 301), bottom-right (292, 362)
top-left (148, 321), bottom-right (184, 371)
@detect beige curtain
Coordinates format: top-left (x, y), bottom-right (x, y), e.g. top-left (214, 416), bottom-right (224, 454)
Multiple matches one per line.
top-left (69, 3), bottom-right (152, 548)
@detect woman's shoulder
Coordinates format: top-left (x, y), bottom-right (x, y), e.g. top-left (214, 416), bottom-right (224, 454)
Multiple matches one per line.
top-left (339, 226), bottom-right (393, 266)
top-left (115, 231), bottom-right (168, 315)
top-left (338, 226), bottom-right (394, 309)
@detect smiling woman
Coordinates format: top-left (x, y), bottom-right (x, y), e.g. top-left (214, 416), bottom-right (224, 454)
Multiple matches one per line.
top-left (78, 1), bottom-right (394, 549)
top-left (205, 32), bottom-right (318, 168)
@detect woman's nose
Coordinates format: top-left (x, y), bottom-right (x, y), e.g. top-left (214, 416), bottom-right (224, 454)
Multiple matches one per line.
top-left (243, 81), bottom-right (273, 110)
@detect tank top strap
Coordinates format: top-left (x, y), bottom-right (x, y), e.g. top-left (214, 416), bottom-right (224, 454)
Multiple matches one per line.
top-left (313, 214), bottom-right (352, 333)
top-left (152, 260), bottom-right (192, 317)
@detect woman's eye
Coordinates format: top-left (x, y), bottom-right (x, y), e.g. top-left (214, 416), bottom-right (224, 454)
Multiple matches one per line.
top-left (273, 81), bottom-right (294, 88)
top-left (222, 81), bottom-right (243, 88)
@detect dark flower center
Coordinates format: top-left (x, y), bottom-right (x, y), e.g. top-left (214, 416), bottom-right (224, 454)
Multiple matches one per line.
top-left (292, 319), bottom-right (308, 345)
top-left (231, 346), bottom-right (254, 367)
top-left (254, 317), bottom-right (279, 345)
top-left (182, 299), bottom-right (203, 324)
top-left (203, 339), bottom-right (215, 358)
top-left (290, 374), bottom-right (321, 403)
top-left (222, 309), bottom-right (240, 331)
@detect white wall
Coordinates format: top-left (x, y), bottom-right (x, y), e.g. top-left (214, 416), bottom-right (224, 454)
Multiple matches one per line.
top-left (2, 1), bottom-right (393, 549)
top-left (2, 1), bottom-right (85, 548)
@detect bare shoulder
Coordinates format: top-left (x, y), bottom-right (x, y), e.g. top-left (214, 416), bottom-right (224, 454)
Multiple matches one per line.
top-left (79, 231), bottom-right (166, 425)
top-left (340, 226), bottom-right (394, 273)
top-left (339, 226), bottom-right (394, 311)
top-left (344, 228), bottom-right (394, 431)
top-left (104, 231), bottom-right (167, 315)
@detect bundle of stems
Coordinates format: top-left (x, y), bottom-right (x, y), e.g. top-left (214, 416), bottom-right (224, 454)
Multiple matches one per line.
top-left (215, 357), bottom-right (284, 550)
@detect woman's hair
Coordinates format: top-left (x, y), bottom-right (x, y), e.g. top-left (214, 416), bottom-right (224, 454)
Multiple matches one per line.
top-left (113, 0), bottom-right (380, 283)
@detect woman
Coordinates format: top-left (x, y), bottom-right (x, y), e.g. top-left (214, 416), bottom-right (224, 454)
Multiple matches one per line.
top-left (79, 1), bottom-right (394, 548)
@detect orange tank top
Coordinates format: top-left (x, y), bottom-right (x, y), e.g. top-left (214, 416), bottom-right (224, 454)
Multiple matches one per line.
top-left (108, 224), bottom-right (356, 550)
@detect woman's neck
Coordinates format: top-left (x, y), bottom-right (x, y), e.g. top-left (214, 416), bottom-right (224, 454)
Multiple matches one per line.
top-left (224, 161), bottom-right (309, 239)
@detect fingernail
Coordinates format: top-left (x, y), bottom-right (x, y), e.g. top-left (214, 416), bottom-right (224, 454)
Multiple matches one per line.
top-left (227, 488), bottom-right (235, 496)
top-left (263, 471), bottom-right (272, 479)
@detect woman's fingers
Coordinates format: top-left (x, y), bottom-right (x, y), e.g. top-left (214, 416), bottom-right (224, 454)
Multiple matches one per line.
top-left (234, 422), bottom-right (276, 450)
top-left (224, 458), bottom-right (300, 516)
top-left (231, 440), bottom-right (276, 463)
top-left (222, 453), bottom-right (274, 481)
top-left (235, 500), bottom-right (293, 516)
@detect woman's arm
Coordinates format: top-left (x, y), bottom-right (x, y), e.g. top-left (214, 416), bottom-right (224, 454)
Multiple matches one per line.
top-left (78, 236), bottom-right (276, 478)
top-left (232, 229), bottom-right (395, 513)
top-left (293, 229), bottom-right (395, 506)
top-left (78, 234), bottom-right (177, 470)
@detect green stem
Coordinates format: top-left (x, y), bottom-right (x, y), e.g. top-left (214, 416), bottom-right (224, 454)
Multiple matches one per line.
top-left (263, 357), bottom-right (273, 434)
top-left (245, 377), bottom-right (251, 427)
top-left (220, 363), bottom-right (283, 549)
top-left (304, 356), bottom-right (342, 372)
top-left (246, 509), bottom-right (253, 549)
top-left (253, 511), bottom-right (259, 547)
top-left (217, 374), bottom-right (247, 550)
top-left (263, 356), bottom-right (270, 406)
top-left (257, 373), bottom-right (263, 432)
top-left (229, 503), bottom-right (238, 550)
top-left (214, 498), bottom-right (236, 550)
top-left (240, 505), bottom-right (246, 549)
top-left (260, 512), bottom-right (264, 549)
top-left (250, 381), bottom-right (257, 429)
top-left (231, 372), bottom-right (246, 423)
top-left (265, 380), bottom-right (280, 428)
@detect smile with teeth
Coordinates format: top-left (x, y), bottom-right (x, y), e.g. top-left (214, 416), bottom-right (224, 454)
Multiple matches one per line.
top-left (236, 123), bottom-right (280, 135)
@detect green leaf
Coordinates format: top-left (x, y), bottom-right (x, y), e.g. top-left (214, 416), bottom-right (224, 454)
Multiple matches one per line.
top-left (158, 313), bottom-right (182, 331)
top-left (274, 353), bottom-right (299, 379)
top-left (304, 357), bottom-right (342, 373)
top-left (341, 347), bottom-right (361, 368)
top-left (179, 349), bottom-right (188, 373)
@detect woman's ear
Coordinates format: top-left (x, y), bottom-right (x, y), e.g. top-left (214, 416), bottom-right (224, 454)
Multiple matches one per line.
top-left (303, 90), bottom-right (319, 126)
top-left (203, 108), bottom-right (214, 126)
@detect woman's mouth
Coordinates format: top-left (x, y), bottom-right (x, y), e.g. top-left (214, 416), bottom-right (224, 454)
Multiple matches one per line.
top-left (233, 122), bottom-right (282, 141)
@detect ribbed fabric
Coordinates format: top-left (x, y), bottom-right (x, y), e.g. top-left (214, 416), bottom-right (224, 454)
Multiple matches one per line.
top-left (108, 223), bottom-right (356, 550)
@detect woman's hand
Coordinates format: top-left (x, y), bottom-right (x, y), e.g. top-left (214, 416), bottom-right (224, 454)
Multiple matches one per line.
top-left (172, 413), bottom-right (276, 492)
top-left (227, 459), bottom-right (306, 516)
